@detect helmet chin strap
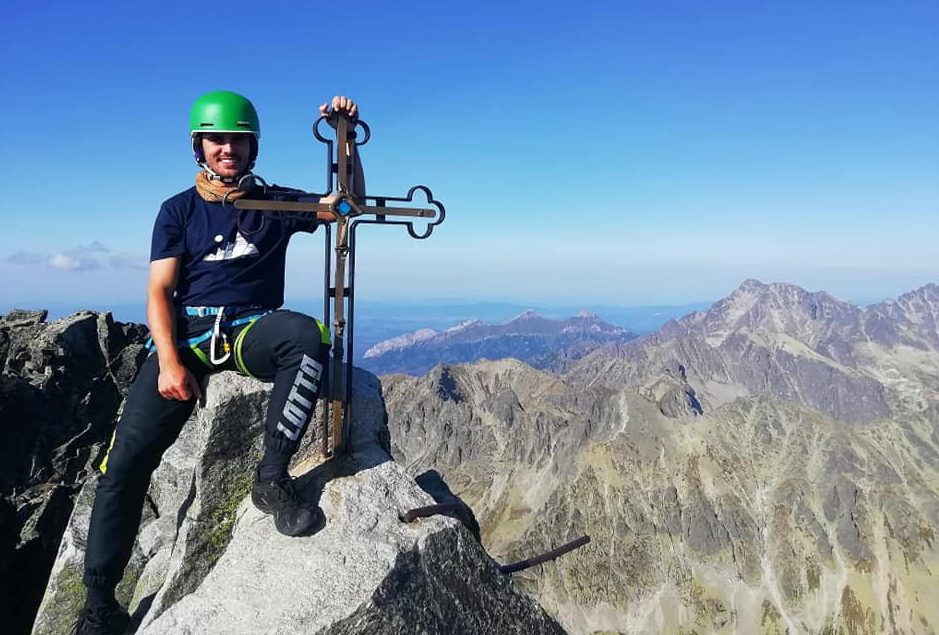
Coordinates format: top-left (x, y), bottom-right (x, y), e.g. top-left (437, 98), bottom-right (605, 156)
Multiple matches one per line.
top-left (199, 162), bottom-right (244, 185)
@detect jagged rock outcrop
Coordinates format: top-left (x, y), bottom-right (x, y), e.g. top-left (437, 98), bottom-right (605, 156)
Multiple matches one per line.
top-left (0, 309), bottom-right (147, 635)
top-left (382, 281), bottom-right (939, 634)
top-left (363, 311), bottom-right (635, 376)
top-left (33, 369), bottom-right (564, 634)
top-left (637, 363), bottom-right (703, 418)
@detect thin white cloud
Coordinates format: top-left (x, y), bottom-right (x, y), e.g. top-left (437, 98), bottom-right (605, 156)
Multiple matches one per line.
top-left (8, 242), bottom-right (143, 272)
top-left (63, 242), bottom-right (111, 259)
top-left (48, 253), bottom-right (101, 271)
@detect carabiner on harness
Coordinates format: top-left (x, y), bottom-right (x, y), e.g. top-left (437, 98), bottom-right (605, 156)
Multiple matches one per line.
top-left (210, 307), bottom-right (232, 365)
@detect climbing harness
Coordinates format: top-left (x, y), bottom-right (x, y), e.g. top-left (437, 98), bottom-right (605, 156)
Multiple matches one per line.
top-left (231, 111), bottom-right (445, 458)
top-left (146, 306), bottom-right (272, 369)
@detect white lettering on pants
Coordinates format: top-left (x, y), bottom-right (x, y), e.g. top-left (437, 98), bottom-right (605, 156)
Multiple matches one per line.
top-left (278, 354), bottom-right (323, 441)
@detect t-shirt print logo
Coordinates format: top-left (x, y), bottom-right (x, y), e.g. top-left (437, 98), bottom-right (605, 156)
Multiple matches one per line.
top-left (204, 232), bottom-right (259, 261)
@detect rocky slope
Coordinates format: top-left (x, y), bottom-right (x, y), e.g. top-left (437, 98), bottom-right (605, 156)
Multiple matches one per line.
top-left (382, 281), bottom-right (939, 634)
top-left (566, 280), bottom-right (939, 424)
top-left (32, 368), bottom-right (564, 634)
top-left (0, 309), bottom-right (147, 635)
top-left (362, 310), bottom-right (635, 376)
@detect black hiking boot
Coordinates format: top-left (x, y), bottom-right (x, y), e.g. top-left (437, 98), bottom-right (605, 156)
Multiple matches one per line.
top-left (251, 473), bottom-right (324, 536)
top-left (72, 601), bottom-right (130, 635)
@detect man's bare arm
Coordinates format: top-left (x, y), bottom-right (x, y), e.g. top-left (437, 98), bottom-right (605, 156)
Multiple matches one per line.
top-left (147, 257), bottom-right (202, 401)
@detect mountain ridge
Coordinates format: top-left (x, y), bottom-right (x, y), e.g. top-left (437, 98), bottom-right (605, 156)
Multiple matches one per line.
top-left (565, 279), bottom-right (938, 424)
top-left (362, 311), bottom-right (636, 376)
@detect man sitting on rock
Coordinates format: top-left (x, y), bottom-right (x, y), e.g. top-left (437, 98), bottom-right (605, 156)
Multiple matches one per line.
top-left (75, 90), bottom-right (361, 634)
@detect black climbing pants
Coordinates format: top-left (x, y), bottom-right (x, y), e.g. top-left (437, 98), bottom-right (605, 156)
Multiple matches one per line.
top-left (83, 309), bottom-right (330, 591)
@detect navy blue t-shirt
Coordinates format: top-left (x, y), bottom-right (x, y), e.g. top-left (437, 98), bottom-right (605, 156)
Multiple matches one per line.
top-left (150, 187), bottom-right (319, 308)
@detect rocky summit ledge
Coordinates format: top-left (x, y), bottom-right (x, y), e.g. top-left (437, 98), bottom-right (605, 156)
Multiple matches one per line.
top-left (33, 370), bottom-right (563, 634)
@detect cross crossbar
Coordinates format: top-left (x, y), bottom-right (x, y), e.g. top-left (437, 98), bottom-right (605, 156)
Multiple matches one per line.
top-left (232, 198), bottom-right (436, 219)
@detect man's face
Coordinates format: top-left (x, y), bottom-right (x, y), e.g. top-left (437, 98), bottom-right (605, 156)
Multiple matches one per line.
top-left (201, 133), bottom-right (253, 178)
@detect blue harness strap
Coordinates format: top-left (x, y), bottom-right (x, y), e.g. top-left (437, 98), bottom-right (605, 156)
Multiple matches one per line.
top-left (145, 309), bottom-right (273, 353)
top-left (183, 305), bottom-right (262, 317)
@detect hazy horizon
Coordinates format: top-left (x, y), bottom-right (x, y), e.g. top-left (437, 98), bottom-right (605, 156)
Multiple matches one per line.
top-left (5, 275), bottom-right (933, 337)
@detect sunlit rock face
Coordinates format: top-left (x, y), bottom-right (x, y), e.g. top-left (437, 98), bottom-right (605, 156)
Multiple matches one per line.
top-left (33, 370), bottom-right (564, 635)
top-left (383, 282), bottom-right (939, 634)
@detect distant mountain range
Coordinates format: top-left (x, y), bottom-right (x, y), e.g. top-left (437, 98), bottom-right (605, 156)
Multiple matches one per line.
top-left (382, 279), bottom-right (939, 633)
top-left (566, 278), bottom-right (939, 423)
top-left (361, 310), bottom-right (637, 376)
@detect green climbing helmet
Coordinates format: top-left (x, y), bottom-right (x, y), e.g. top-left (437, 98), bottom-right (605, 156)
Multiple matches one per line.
top-left (189, 90), bottom-right (260, 174)
top-left (189, 90), bottom-right (260, 137)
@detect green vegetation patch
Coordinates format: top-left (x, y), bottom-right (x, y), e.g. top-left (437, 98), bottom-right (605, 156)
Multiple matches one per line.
top-left (760, 599), bottom-right (785, 634)
top-left (160, 472), bottom-right (254, 607)
top-left (838, 586), bottom-right (879, 635)
top-left (33, 563), bottom-right (86, 635)
top-left (115, 557), bottom-right (145, 607)
top-left (806, 560), bottom-right (821, 592)
top-left (203, 474), bottom-right (254, 562)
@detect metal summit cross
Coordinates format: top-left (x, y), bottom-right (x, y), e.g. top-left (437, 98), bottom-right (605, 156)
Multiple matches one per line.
top-left (230, 112), bottom-right (445, 459)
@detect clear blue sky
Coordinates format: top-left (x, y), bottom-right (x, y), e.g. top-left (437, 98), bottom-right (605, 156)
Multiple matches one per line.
top-left (1, 0), bottom-right (936, 315)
